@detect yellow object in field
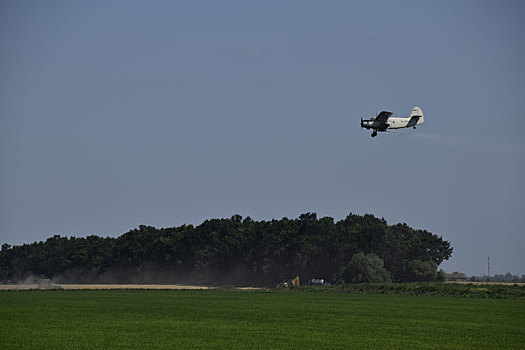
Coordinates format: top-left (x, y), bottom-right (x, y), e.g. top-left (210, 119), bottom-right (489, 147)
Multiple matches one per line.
top-left (291, 276), bottom-right (300, 287)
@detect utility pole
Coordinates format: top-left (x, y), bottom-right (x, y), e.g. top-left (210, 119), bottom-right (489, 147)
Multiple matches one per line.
top-left (487, 256), bottom-right (490, 277)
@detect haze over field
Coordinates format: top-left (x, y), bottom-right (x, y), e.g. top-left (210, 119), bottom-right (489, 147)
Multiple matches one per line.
top-left (1, 0), bottom-right (524, 277)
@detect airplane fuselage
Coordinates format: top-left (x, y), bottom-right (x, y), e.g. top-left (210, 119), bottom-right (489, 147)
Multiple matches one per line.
top-left (361, 107), bottom-right (424, 137)
top-left (361, 117), bottom-right (419, 130)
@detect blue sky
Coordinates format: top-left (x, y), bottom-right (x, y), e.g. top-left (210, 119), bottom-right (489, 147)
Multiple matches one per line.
top-left (1, 0), bottom-right (524, 276)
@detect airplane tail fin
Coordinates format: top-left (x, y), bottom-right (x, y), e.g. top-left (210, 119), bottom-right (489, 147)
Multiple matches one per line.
top-left (410, 106), bottom-right (424, 124)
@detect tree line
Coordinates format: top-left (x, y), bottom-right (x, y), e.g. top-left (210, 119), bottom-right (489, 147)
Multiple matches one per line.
top-left (0, 213), bottom-right (452, 285)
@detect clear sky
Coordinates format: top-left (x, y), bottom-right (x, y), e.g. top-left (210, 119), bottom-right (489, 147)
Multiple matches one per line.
top-left (1, 0), bottom-right (524, 277)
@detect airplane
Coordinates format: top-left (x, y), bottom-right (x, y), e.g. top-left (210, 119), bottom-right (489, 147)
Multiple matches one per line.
top-left (361, 106), bottom-right (424, 137)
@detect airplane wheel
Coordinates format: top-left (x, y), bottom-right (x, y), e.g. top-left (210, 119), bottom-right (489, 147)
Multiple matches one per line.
top-left (371, 133), bottom-right (377, 138)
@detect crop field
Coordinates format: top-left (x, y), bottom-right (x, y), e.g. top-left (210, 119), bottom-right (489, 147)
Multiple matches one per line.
top-left (1, 289), bottom-right (524, 349)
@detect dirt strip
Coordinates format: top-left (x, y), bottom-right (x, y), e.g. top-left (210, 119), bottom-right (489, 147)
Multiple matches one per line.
top-left (0, 284), bottom-right (216, 290)
top-left (61, 284), bottom-right (217, 290)
top-left (0, 284), bottom-right (41, 290)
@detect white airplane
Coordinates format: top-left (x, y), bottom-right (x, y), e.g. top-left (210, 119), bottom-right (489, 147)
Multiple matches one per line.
top-left (361, 106), bottom-right (424, 137)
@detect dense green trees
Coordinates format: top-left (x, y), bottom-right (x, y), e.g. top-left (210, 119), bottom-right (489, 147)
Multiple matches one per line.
top-left (334, 252), bottom-right (392, 284)
top-left (0, 213), bottom-right (452, 285)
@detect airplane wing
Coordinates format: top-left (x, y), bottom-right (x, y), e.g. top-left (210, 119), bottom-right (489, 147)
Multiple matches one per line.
top-left (407, 115), bottom-right (420, 127)
top-left (371, 111), bottom-right (392, 129)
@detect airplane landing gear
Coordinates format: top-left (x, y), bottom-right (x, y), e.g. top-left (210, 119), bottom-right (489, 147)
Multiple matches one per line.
top-left (371, 131), bottom-right (377, 137)
top-left (413, 126), bottom-right (416, 129)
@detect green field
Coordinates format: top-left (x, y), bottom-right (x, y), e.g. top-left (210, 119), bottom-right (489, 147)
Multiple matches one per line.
top-left (1, 289), bottom-right (523, 349)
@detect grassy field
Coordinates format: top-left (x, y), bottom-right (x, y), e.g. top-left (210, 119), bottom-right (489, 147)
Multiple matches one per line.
top-left (1, 289), bottom-right (523, 349)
